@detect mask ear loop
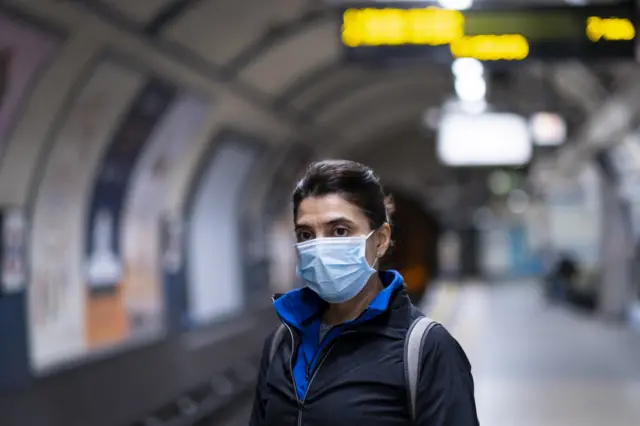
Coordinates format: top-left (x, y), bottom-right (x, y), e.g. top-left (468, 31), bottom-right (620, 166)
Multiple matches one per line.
top-left (371, 253), bottom-right (381, 270)
top-left (365, 230), bottom-right (383, 269)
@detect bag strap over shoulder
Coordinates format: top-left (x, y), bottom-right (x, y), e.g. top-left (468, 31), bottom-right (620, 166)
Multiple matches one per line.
top-left (268, 324), bottom-right (287, 366)
top-left (405, 316), bottom-right (438, 422)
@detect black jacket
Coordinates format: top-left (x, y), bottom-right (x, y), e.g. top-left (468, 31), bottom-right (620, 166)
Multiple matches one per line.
top-left (249, 284), bottom-right (480, 426)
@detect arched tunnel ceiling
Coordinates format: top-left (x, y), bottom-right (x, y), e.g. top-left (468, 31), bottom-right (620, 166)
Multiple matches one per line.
top-left (79, 0), bottom-right (599, 148)
top-left (10, 0), bottom-right (638, 218)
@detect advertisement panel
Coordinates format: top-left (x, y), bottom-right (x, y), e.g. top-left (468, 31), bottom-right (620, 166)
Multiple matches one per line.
top-left (0, 12), bottom-right (60, 155)
top-left (83, 78), bottom-right (176, 349)
top-left (186, 141), bottom-right (260, 326)
top-left (30, 61), bottom-right (209, 370)
top-left (29, 60), bottom-right (145, 371)
top-left (121, 92), bottom-right (209, 337)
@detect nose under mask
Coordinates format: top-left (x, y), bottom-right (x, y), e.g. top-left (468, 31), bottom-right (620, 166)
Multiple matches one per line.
top-left (295, 231), bottom-right (377, 303)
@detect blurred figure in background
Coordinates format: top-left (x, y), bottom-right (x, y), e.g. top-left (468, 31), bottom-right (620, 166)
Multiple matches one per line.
top-left (250, 159), bottom-right (479, 426)
top-left (544, 251), bottom-right (578, 304)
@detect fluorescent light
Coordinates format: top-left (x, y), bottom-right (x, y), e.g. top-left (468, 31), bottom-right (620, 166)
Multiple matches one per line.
top-left (437, 112), bottom-right (533, 166)
top-left (439, 0), bottom-right (473, 10)
top-left (452, 58), bottom-right (484, 79)
top-left (455, 75), bottom-right (486, 102)
top-left (459, 99), bottom-right (487, 114)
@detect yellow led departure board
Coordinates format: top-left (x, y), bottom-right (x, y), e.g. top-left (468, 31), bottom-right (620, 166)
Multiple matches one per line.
top-left (340, 3), bottom-right (638, 62)
top-left (342, 7), bottom-right (464, 47)
top-left (450, 35), bottom-right (529, 61)
top-left (586, 16), bottom-right (636, 42)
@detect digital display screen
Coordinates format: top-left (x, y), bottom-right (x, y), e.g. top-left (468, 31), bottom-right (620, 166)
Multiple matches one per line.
top-left (340, 2), bottom-right (637, 63)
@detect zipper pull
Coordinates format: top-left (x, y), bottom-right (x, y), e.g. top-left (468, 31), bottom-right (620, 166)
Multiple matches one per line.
top-left (305, 364), bottom-right (311, 380)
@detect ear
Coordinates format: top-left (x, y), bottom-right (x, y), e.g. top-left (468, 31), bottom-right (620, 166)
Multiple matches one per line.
top-left (375, 222), bottom-right (391, 257)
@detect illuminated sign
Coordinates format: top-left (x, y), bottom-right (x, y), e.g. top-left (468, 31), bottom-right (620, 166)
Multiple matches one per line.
top-left (340, 2), bottom-right (638, 63)
top-left (342, 7), bottom-right (464, 46)
top-left (586, 16), bottom-right (636, 42)
top-left (451, 35), bottom-right (529, 61)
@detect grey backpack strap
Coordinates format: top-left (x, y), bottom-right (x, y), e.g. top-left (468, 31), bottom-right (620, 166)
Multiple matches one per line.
top-left (405, 316), bottom-right (438, 422)
top-left (268, 324), bottom-right (287, 366)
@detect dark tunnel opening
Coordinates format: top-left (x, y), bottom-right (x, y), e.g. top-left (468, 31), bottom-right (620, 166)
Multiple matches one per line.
top-left (379, 189), bottom-right (441, 304)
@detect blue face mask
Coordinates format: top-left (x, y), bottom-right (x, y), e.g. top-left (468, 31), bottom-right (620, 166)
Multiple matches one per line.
top-left (295, 231), bottom-right (377, 303)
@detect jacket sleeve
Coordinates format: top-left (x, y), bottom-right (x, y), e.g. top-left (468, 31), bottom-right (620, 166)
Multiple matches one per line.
top-left (414, 324), bottom-right (480, 426)
top-left (249, 330), bottom-right (276, 426)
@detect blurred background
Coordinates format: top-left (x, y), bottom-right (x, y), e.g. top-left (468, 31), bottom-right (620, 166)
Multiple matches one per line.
top-left (0, 0), bottom-right (639, 425)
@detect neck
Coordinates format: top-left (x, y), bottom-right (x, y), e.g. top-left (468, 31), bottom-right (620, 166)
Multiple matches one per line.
top-left (322, 272), bottom-right (384, 325)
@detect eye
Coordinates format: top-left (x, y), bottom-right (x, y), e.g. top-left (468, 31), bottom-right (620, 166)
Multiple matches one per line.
top-left (332, 227), bottom-right (350, 238)
top-left (296, 230), bottom-right (314, 242)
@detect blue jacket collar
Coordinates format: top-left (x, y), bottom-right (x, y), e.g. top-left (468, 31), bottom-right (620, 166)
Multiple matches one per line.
top-left (273, 270), bottom-right (405, 330)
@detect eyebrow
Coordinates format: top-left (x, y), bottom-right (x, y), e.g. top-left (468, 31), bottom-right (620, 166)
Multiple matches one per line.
top-left (295, 217), bottom-right (356, 229)
top-left (326, 217), bottom-right (355, 226)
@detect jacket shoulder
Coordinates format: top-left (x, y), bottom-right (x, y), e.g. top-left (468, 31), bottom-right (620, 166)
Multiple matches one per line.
top-left (420, 323), bottom-right (472, 373)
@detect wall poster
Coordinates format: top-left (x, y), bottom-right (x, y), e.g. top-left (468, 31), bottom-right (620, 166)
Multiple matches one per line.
top-left (82, 78), bottom-right (176, 349)
top-left (120, 92), bottom-right (209, 338)
top-left (28, 58), bottom-right (212, 372)
top-left (0, 12), bottom-right (61, 155)
top-left (27, 60), bottom-right (144, 373)
top-left (29, 60), bottom-right (145, 371)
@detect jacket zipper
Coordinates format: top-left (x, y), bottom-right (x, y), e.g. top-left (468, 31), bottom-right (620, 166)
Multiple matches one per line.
top-left (297, 330), bottom-right (355, 426)
top-left (281, 322), bottom-right (303, 426)
top-left (272, 301), bottom-right (360, 426)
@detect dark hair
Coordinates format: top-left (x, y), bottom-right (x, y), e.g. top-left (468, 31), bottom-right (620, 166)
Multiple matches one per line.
top-left (292, 159), bottom-right (394, 230)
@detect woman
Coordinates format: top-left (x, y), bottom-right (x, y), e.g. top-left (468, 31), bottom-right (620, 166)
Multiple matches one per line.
top-left (250, 160), bottom-right (479, 426)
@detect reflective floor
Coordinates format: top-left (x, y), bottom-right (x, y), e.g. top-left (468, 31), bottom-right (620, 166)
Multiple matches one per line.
top-left (442, 280), bottom-right (640, 426)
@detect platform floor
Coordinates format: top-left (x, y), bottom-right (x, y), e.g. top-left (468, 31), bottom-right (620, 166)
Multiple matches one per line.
top-left (443, 280), bottom-right (640, 426)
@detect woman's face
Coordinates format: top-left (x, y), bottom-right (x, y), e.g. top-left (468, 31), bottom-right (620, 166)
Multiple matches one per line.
top-left (294, 194), bottom-right (391, 266)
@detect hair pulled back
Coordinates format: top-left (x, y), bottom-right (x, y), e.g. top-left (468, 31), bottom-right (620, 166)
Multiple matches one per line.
top-left (292, 159), bottom-right (394, 230)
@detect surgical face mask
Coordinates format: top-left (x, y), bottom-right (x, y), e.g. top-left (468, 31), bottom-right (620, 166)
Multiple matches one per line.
top-left (295, 231), bottom-right (377, 303)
